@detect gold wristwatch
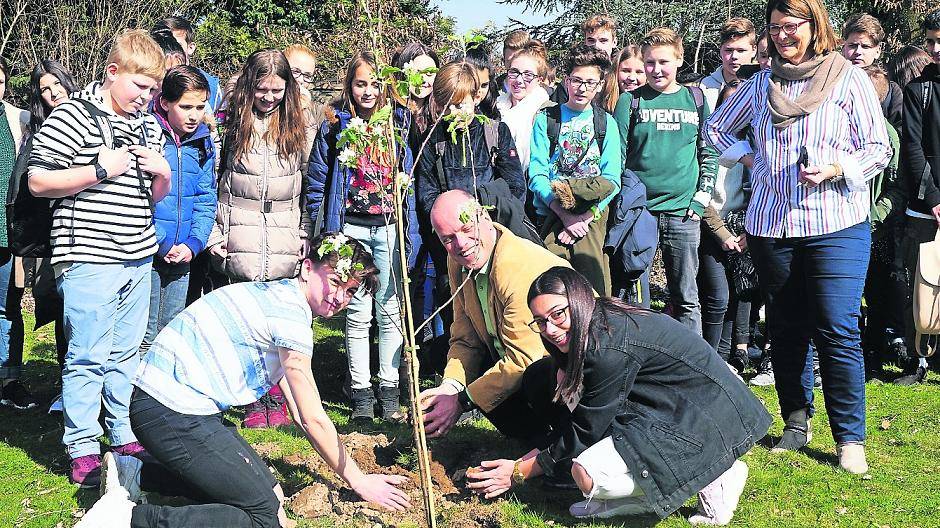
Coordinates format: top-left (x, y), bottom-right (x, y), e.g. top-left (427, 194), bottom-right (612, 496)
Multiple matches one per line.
top-left (511, 459), bottom-right (525, 486)
top-left (830, 162), bottom-right (845, 183)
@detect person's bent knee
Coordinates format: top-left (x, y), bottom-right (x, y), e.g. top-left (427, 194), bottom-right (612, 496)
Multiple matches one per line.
top-left (248, 489), bottom-right (283, 528)
top-left (571, 462), bottom-right (594, 495)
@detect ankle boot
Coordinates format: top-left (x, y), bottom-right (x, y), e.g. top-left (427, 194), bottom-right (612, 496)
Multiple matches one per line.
top-left (350, 387), bottom-right (375, 423)
top-left (771, 407), bottom-right (812, 453)
top-left (378, 385), bottom-right (403, 421)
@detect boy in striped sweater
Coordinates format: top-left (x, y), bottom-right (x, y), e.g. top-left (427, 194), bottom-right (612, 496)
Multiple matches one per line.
top-left (27, 29), bottom-right (171, 487)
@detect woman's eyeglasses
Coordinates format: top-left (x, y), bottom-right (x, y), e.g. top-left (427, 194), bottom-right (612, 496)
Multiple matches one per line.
top-left (528, 305), bottom-right (570, 333)
top-left (291, 68), bottom-right (314, 83)
top-left (506, 68), bottom-right (538, 83)
top-left (768, 20), bottom-right (810, 36)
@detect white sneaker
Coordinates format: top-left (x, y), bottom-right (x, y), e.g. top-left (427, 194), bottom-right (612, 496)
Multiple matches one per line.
top-left (75, 488), bottom-right (134, 528)
top-left (750, 357), bottom-right (775, 387)
top-left (688, 460), bottom-right (749, 526)
top-left (836, 442), bottom-right (869, 475)
top-left (569, 496), bottom-right (652, 519)
top-left (100, 452), bottom-right (143, 503)
top-left (48, 393), bottom-right (63, 414)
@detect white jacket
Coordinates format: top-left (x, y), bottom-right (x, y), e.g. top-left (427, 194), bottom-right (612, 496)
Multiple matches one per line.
top-left (495, 85), bottom-right (550, 174)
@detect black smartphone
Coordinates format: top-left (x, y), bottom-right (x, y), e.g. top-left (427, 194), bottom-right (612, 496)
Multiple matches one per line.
top-left (797, 146), bottom-right (809, 168)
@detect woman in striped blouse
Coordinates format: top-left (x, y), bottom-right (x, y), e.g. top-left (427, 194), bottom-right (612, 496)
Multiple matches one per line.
top-left (704, 0), bottom-right (891, 475)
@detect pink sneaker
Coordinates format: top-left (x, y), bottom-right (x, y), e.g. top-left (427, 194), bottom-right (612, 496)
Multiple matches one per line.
top-left (266, 386), bottom-right (291, 428)
top-left (242, 400), bottom-right (269, 429)
top-left (112, 442), bottom-right (146, 458)
top-left (71, 454), bottom-right (102, 488)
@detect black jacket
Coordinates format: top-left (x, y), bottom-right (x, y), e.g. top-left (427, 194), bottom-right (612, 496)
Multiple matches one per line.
top-left (902, 63), bottom-right (940, 215)
top-left (882, 80), bottom-right (903, 132)
top-left (414, 119), bottom-right (525, 220)
top-left (535, 305), bottom-right (771, 519)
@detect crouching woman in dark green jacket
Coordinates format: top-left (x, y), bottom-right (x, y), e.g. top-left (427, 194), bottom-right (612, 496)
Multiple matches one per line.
top-left (466, 266), bottom-right (771, 525)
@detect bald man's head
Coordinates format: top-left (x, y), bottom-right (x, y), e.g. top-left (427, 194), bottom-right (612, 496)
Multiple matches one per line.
top-left (430, 190), bottom-right (497, 270)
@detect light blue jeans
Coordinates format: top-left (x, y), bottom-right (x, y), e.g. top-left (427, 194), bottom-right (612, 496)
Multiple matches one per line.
top-left (57, 258), bottom-right (151, 458)
top-left (342, 222), bottom-right (403, 390)
top-left (0, 253), bottom-right (25, 379)
top-left (139, 260), bottom-right (190, 358)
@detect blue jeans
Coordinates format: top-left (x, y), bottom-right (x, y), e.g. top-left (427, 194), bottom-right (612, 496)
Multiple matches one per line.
top-left (657, 214), bottom-right (701, 333)
top-left (139, 260), bottom-right (190, 357)
top-left (0, 253), bottom-right (25, 379)
top-left (57, 258), bottom-right (151, 458)
top-left (749, 222), bottom-right (869, 443)
top-left (342, 222), bottom-right (403, 390)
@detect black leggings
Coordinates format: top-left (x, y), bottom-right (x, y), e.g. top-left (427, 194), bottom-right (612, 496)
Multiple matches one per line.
top-left (129, 389), bottom-right (280, 528)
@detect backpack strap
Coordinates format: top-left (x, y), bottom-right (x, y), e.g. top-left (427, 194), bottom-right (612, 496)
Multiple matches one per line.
top-left (917, 82), bottom-right (933, 200)
top-left (628, 94), bottom-right (641, 144)
top-left (545, 104), bottom-right (562, 159)
top-left (483, 120), bottom-right (500, 166)
top-left (433, 140), bottom-right (449, 193)
top-left (591, 102), bottom-right (607, 156)
top-left (73, 98), bottom-right (114, 150)
top-left (687, 85), bottom-right (707, 125)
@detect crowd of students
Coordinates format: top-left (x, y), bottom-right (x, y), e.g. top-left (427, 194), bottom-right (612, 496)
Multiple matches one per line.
top-left (1, 0), bottom-right (939, 525)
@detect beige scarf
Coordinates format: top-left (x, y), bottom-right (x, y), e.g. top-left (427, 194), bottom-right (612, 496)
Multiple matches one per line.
top-left (767, 51), bottom-right (851, 129)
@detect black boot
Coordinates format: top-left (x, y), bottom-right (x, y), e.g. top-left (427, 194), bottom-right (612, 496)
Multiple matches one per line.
top-left (895, 366), bottom-right (928, 386)
top-left (350, 387), bottom-right (375, 423)
top-left (378, 385), bottom-right (404, 421)
top-left (771, 407), bottom-right (812, 453)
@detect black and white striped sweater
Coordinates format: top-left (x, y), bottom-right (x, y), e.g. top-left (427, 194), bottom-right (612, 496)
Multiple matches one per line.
top-left (28, 82), bottom-right (165, 265)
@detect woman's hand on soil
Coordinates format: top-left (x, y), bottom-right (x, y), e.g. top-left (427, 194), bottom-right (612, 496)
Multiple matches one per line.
top-left (466, 459), bottom-right (514, 499)
top-left (352, 474), bottom-right (411, 511)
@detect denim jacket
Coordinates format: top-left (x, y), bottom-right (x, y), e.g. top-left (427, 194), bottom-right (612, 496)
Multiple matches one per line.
top-left (536, 304), bottom-right (771, 519)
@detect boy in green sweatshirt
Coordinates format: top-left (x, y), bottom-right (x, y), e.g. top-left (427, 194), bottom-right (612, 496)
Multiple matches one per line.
top-left (613, 28), bottom-right (718, 333)
top-left (529, 44), bottom-right (622, 295)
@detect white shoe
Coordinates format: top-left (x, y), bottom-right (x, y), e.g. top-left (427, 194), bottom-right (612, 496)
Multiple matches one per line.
top-left (569, 496), bottom-right (652, 519)
top-left (75, 488), bottom-right (134, 528)
top-left (100, 452), bottom-right (143, 503)
top-left (48, 393), bottom-right (63, 414)
top-left (836, 443), bottom-right (869, 475)
top-left (688, 460), bottom-right (748, 526)
top-left (750, 369), bottom-right (775, 387)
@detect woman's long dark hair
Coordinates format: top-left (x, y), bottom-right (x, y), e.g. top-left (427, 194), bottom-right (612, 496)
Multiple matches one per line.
top-left (28, 60), bottom-right (77, 133)
top-left (391, 42), bottom-right (440, 135)
top-left (528, 266), bottom-right (644, 403)
top-left (887, 45), bottom-right (932, 89)
top-left (462, 46), bottom-right (500, 120)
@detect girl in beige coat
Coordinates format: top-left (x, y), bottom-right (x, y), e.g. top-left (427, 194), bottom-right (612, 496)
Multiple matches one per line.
top-left (207, 49), bottom-right (316, 429)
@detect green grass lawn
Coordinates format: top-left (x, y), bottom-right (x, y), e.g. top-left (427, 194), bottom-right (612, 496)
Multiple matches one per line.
top-left (2, 313), bottom-right (940, 527)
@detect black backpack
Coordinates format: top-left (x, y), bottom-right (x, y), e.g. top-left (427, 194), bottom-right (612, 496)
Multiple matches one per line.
top-left (6, 98), bottom-right (142, 257)
top-left (5, 134), bottom-right (53, 257)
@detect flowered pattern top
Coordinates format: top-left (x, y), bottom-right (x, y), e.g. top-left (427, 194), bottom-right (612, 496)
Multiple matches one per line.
top-left (345, 147), bottom-right (395, 217)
